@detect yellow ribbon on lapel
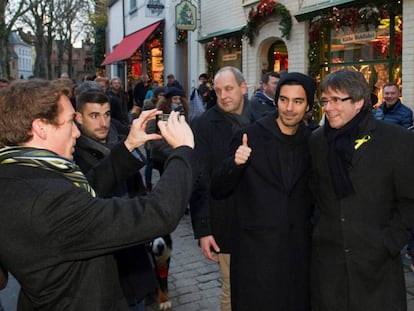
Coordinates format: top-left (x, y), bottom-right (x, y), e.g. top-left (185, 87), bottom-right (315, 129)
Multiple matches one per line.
top-left (354, 135), bottom-right (371, 150)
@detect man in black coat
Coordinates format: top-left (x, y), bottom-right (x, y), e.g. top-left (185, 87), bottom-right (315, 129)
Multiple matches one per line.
top-left (211, 72), bottom-right (316, 311)
top-left (309, 69), bottom-right (414, 311)
top-left (250, 71), bottom-right (280, 120)
top-left (189, 66), bottom-right (256, 310)
top-left (0, 79), bottom-right (197, 310)
top-left (74, 90), bottom-right (156, 310)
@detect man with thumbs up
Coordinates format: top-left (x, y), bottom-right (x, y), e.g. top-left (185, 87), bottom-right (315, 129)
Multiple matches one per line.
top-left (189, 66), bottom-right (256, 311)
top-left (211, 72), bottom-right (317, 311)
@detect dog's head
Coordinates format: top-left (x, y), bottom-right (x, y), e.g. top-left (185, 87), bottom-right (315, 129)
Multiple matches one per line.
top-left (151, 236), bottom-right (172, 262)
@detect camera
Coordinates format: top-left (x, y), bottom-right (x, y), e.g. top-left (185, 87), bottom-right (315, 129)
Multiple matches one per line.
top-left (156, 113), bottom-right (171, 122)
top-left (155, 112), bottom-right (185, 132)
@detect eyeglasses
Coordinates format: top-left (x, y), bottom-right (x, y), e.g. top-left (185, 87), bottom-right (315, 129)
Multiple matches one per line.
top-left (320, 96), bottom-right (352, 106)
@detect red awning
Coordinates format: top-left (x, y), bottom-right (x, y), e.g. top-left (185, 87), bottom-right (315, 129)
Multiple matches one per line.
top-left (102, 21), bottom-right (161, 65)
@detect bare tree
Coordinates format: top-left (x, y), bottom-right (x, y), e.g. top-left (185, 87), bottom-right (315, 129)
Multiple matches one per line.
top-left (54, 0), bottom-right (94, 79)
top-left (0, 0), bottom-right (30, 78)
top-left (19, 0), bottom-right (94, 79)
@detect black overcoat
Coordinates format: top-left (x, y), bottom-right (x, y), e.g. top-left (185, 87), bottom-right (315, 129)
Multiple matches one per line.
top-left (0, 147), bottom-right (196, 310)
top-left (211, 113), bottom-right (313, 311)
top-left (190, 105), bottom-right (254, 252)
top-left (309, 113), bottom-right (414, 311)
top-left (74, 124), bottom-right (156, 305)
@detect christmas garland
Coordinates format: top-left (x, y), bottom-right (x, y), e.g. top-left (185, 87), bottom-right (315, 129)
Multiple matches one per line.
top-left (176, 29), bottom-right (188, 44)
top-left (244, 0), bottom-right (292, 46)
top-left (204, 36), bottom-right (242, 77)
top-left (308, 2), bottom-right (402, 76)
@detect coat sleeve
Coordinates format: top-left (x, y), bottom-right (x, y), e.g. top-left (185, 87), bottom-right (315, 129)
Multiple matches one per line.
top-left (210, 130), bottom-right (247, 199)
top-left (31, 146), bottom-right (198, 262)
top-left (82, 142), bottom-right (146, 197)
top-left (189, 119), bottom-right (213, 239)
top-left (384, 129), bottom-right (414, 255)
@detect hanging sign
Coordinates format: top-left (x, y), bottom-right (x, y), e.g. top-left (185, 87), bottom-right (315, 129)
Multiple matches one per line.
top-left (176, 0), bottom-right (197, 31)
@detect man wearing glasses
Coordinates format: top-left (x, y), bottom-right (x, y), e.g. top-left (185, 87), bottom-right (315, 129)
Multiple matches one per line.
top-left (309, 69), bottom-right (414, 311)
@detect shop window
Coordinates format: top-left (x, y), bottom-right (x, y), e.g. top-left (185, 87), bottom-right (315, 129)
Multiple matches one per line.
top-left (204, 35), bottom-right (242, 78)
top-left (267, 40), bottom-right (288, 74)
top-left (308, 3), bottom-right (402, 92)
top-left (130, 0), bottom-right (137, 13)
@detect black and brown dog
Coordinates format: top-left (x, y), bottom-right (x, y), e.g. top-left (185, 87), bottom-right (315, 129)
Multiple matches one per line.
top-left (151, 234), bottom-right (172, 310)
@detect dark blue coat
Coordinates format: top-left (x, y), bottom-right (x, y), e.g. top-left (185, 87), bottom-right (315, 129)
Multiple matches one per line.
top-left (374, 99), bottom-right (413, 128)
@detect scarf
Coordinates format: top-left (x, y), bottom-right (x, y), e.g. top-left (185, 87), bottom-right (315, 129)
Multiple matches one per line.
top-left (220, 99), bottom-right (255, 133)
top-left (0, 146), bottom-right (96, 197)
top-left (324, 109), bottom-right (368, 199)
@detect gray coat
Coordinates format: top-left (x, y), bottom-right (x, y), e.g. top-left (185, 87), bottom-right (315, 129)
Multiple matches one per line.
top-left (309, 113), bottom-right (414, 311)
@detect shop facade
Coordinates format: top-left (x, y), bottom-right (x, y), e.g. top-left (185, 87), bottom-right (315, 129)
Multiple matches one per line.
top-left (198, 0), bottom-right (414, 108)
top-left (104, 0), bottom-right (199, 94)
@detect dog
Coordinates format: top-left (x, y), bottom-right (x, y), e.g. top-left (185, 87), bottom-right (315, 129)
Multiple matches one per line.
top-left (151, 235), bottom-right (173, 310)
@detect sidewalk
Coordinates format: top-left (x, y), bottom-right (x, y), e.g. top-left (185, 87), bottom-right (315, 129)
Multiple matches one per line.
top-left (3, 215), bottom-right (414, 310)
top-left (0, 214), bottom-right (221, 311)
top-left (146, 215), bottom-right (221, 310)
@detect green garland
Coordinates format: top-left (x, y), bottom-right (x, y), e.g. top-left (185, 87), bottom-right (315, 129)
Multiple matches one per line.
top-left (307, 2), bottom-right (402, 76)
top-left (244, 0), bottom-right (292, 46)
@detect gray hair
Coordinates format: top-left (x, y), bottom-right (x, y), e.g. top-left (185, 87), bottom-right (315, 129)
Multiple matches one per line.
top-left (214, 66), bottom-right (245, 85)
top-left (320, 69), bottom-right (371, 110)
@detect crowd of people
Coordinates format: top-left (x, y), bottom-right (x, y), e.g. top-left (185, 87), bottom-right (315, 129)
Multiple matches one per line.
top-left (1, 67), bottom-right (414, 311)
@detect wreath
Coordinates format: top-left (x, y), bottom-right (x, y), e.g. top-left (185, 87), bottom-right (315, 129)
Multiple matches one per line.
top-left (244, 0), bottom-right (292, 46)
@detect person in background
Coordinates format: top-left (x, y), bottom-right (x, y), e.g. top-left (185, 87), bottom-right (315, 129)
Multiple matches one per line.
top-left (189, 66), bottom-right (256, 311)
top-left (166, 73), bottom-right (184, 91)
top-left (309, 69), bottom-right (414, 311)
top-left (142, 86), bottom-right (166, 192)
top-left (144, 80), bottom-right (159, 101)
top-left (133, 74), bottom-right (151, 115)
top-left (374, 83), bottom-right (413, 128)
top-left (146, 86), bottom-right (189, 176)
top-left (0, 78), bottom-right (197, 310)
top-left (74, 90), bottom-right (156, 310)
top-left (95, 76), bottom-right (110, 94)
top-left (250, 71), bottom-right (280, 120)
top-left (106, 77), bottom-right (129, 126)
top-left (210, 72), bottom-right (316, 311)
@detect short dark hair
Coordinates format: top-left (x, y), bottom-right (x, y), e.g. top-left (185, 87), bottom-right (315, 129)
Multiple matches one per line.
top-left (262, 72), bottom-right (280, 84)
top-left (199, 73), bottom-right (208, 80)
top-left (76, 90), bottom-right (109, 112)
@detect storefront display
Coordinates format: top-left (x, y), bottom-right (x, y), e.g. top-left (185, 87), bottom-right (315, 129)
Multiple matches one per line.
top-left (127, 32), bottom-right (164, 85)
top-left (204, 35), bottom-right (242, 78)
top-left (308, 2), bottom-right (402, 99)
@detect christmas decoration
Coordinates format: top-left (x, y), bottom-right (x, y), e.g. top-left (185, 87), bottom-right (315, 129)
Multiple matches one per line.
top-left (204, 35), bottom-right (242, 77)
top-left (308, 2), bottom-right (402, 77)
top-left (176, 29), bottom-right (188, 44)
top-left (244, 0), bottom-right (292, 46)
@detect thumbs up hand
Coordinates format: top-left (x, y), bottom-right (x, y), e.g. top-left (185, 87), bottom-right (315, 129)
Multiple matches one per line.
top-left (234, 133), bottom-right (252, 165)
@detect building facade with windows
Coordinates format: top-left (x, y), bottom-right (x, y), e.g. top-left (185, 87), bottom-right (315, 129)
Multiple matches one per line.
top-left (197, 0), bottom-right (414, 109)
top-left (9, 31), bottom-right (33, 80)
top-left (104, 0), bottom-right (414, 108)
top-left (104, 0), bottom-right (201, 95)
